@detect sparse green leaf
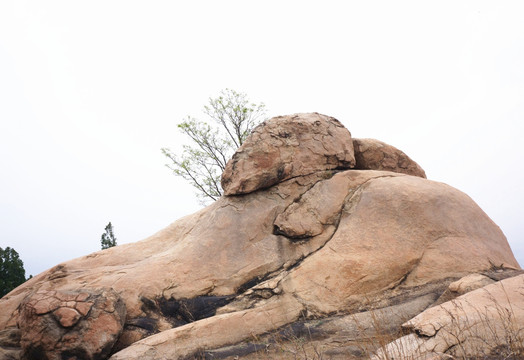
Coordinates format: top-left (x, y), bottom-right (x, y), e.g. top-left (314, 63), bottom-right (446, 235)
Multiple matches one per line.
top-left (163, 89), bottom-right (267, 204)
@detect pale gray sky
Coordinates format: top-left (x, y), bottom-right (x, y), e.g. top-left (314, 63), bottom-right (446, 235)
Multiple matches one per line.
top-left (1, 1), bottom-right (522, 277)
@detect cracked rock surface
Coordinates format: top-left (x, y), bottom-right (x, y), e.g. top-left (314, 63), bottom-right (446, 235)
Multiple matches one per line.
top-left (373, 273), bottom-right (524, 360)
top-left (221, 113), bottom-right (356, 195)
top-left (18, 288), bottom-right (126, 360)
top-left (0, 113), bottom-right (520, 360)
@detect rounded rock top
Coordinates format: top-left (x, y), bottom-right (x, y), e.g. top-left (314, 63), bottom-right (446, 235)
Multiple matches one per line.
top-left (221, 113), bottom-right (356, 195)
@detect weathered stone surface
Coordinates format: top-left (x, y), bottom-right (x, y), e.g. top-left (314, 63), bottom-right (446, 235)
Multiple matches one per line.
top-left (0, 328), bottom-right (21, 348)
top-left (3, 170), bottom-right (520, 359)
top-left (433, 273), bottom-right (496, 306)
top-left (110, 295), bottom-right (304, 360)
top-left (52, 306), bottom-right (82, 327)
top-left (0, 347), bottom-right (20, 360)
top-left (0, 171), bottom-right (335, 354)
top-left (277, 174), bottom-right (518, 315)
top-left (274, 170), bottom-right (358, 238)
top-left (18, 288), bottom-right (126, 360)
top-left (0, 328), bottom-right (21, 359)
top-left (113, 291), bottom-right (436, 360)
top-left (204, 290), bottom-right (443, 360)
top-left (448, 273), bottom-right (495, 293)
top-left (373, 274), bottom-right (524, 359)
top-left (221, 113), bottom-right (356, 195)
top-left (106, 172), bottom-right (517, 359)
top-left (0, 113), bottom-right (520, 360)
top-left (353, 138), bottom-right (426, 178)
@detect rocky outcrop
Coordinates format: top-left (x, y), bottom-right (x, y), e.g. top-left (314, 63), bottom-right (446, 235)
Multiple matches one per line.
top-left (0, 113), bottom-right (520, 360)
top-left (374, 273), bottom-right (524, 359)
top-left (197, 269), bottom-right (524, 359)
top-left (353, 138), bottom-right (426, 178)
top-left (221, 113), bottom-right (356, 195)
top-left (18, 288), bottom-right (125, 360)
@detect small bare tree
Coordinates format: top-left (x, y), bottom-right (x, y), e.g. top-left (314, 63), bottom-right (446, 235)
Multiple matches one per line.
top-left (162, 89), bottom-right (266, 204)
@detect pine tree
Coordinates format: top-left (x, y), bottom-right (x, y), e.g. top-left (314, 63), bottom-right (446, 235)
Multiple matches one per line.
top-left (101, 222), bottom-right (117, 250)
top-left (0, 247), bottom-right (27, 297)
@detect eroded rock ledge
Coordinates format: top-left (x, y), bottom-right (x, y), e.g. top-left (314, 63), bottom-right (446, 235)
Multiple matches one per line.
top-left (0, 113), bottom-right (520, 360)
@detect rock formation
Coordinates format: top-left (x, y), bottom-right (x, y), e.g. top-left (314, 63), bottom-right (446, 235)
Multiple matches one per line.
top-left (352, 137), bottom-right (426, 178)
top-left (373, 273), bottom-right (524, 359)
top-left (221, 113), bottom-right (356, 195)
top-left (19, 288), bottom-right (125, 360)
top-left (0, 113), bottom-right (521, 360)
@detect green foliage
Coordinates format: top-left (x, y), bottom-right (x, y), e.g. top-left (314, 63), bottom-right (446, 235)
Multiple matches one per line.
top-left (162, 89), bottom-right (266, 204)
top-left (0, 246), bottom-right (27, 297)
top-left (101, 222), bottom-right (117, 250)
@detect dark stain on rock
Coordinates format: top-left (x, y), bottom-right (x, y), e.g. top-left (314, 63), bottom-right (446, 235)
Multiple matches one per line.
top-left (276, 165), bottom-right (287, 180)
top-left (158, 295), bottom-right (233, 324)
top-left (23, 345), bottom-right (49, 360)
top-left (190, 320), bottom-right (326, 360)
top-left (278, 320), bottom-right (324, 341)
top-left (0, 328), bottom-right (21, 347)
top-left (126, 317), bottom-right (158, 333)
top-left (236, 276), bottom-right (264, 294)
top-left (277, 130), bottom-right (291, 138)
top-left (60, 347), bottom-right (89, 360)
top-left (139, 296), bottom-right (157, 313)
top-left (185, 342), bottom-right (263, 360)
top-left (273, 224), bottom-right (313, 242)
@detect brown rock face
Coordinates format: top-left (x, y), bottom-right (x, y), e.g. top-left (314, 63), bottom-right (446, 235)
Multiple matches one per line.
top-left (221, 113), bottom-right (356, 195)
top-left (353, 138), bottom-right (426, 178)
top-left (276, 172), bottom-right (517, 314)
top-left (374, 274), bottom-right (524, 359)
top-left (0, 113), bottom-right (520, 360)
top-left (18, 288), bottom-right (126, 360)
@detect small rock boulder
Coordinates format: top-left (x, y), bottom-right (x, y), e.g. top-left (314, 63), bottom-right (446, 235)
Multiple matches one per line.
top-left (19, 288), bottom-right (126, 360)
top-left (221, 113), bottom-right (356, 195)
top-left (434, 273), bottom-right (497, 305)
top-left (353, 138), bottom-right (426, 178)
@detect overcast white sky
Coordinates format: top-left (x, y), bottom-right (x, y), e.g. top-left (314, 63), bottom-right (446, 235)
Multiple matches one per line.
top-left (1, 1), bottom-right (522, 277)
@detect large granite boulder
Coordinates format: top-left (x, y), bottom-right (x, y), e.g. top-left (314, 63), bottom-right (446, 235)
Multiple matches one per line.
top-left (0, 113), bottom-right (520, 360)
top-left (109, 170), bottom-right (519, 360)
top-left (221, 113), bottom-right (356, 195)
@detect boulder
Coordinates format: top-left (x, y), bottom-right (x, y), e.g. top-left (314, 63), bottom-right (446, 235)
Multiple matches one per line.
top-left (17, 288), bottom-right (126, 360)
top-left (352, 138), bottom-right (426, 178)
top-left (0, 113), bottom-right (520, 360)
top-left (105, 171), bottom-right (517, 360)
top-left (276, 173), bottom-right (518, 314)
top-left (221, 113), bottom-right (356, 195)
top-left (0, 171), bottom-right (336, 354)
